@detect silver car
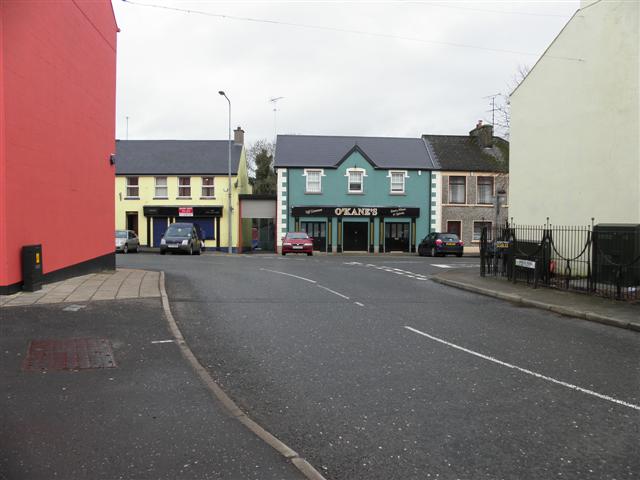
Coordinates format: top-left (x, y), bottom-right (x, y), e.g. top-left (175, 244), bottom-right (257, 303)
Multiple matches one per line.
top-left (115, 230), bottom-right (139, 253)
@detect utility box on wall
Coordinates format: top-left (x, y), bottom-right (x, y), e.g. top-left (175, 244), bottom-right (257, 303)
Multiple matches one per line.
top-left (592, 224), bottom-right (640, 287)
top-left (21, 245), bottom-right (43, 292)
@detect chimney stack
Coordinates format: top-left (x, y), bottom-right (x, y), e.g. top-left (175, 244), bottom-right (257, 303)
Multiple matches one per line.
top-left (469, 121), bottom-right (493, 149)
top-left (234, 126), bottom-right (244, 145)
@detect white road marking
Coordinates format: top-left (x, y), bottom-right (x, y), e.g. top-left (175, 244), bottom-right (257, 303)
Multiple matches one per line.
top-left (404, 326), bottom-right (640, 411)
top-left (260, 268), bottom-right (317, 283)
top-left (151, 339), bottom-right (175, 344)
top-left (317, 285), bottom-right (350, 300)
top-left (62, 304), bottom-right (86, 312)
top-left (431, 264), bottom-right (454, 269)
top-left (354, 302), bottom-right (365, 307)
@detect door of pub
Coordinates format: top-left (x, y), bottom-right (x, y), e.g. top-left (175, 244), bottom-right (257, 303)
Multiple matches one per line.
top-left (385, 222), bottom-right (410, 252)
top-left (301, 221), bottom-right (326, 251)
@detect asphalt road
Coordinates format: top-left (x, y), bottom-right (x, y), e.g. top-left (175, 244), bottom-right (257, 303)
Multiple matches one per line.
top-left (118, 252), bottom-right (640, 480)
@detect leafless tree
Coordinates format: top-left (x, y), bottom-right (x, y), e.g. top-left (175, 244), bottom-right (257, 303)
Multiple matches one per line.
top-left (489, 65), bottom-right (531, 140)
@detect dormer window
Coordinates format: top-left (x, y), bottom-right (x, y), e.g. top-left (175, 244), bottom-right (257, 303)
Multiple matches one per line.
top-left (346, 168), bottom-right (366, 193)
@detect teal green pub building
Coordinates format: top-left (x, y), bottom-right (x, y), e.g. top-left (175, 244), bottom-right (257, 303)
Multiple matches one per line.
top-left (275, 135), bottom-right (437, 254)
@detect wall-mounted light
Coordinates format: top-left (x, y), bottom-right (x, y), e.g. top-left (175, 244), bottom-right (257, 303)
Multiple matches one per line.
top-left (110, 154), bottom-right (116, 166)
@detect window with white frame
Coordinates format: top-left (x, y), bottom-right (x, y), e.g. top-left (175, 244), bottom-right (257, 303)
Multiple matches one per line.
top-left (154, 176), bottom-right (168, 198)
top-left (477, 176), bottom-right (494, 204)
top-left (126, 177), bottom-right (139, 198)
top-left (305, 170), bottom-right (322, 193)
top-left (347, 169), bottom-right (364, 193)
top-left (473, 221), bottom-right (492, 241)
top-left (201, 177), bottom-right (215, 198)
top-left (449, 176), bottom-right (466, 204)
top-left (389, 171), bottom-right (406, 194)
top-left (178, 177), bottom-right (191, 198)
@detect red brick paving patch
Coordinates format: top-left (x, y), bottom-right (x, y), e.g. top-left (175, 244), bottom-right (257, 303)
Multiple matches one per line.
top-left (22, 338), bottom-right (117, 372)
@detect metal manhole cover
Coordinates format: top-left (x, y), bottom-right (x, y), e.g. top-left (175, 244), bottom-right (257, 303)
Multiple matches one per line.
top-left (22, 338), bottom-right (117, 372)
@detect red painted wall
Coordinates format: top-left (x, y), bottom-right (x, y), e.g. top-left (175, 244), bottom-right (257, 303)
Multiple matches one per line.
top-left (0, 0), bottom-right (118, 289)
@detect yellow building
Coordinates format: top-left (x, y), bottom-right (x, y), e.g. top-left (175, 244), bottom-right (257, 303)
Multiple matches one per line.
top-left (115, 128), bottom-right (251, 251)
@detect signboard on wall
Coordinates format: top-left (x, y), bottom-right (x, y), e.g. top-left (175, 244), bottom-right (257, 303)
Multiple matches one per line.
top-left (291, 206), bottom-right (420, 218)
top-left (178, 207), bottom-right (193, 217)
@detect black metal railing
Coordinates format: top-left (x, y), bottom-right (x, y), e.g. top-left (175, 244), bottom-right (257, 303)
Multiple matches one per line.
top-left (480, 222), bottom-right (640, 301)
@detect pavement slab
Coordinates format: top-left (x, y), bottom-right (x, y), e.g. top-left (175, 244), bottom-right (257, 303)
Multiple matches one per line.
top-left (1, 269), bottom-right (161, 308)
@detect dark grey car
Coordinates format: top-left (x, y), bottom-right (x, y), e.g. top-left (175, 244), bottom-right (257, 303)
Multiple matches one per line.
top-left (115, 230), bottom-right (139, 254)
top-left (159, 223), bottom-right (202, 255)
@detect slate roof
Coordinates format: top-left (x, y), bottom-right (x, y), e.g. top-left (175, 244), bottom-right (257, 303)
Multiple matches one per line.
top-left (422, 135), bottom-right (509, 173)
top-left (115, 140), bottom-right (243, 175)
top-left (274, 135), bottom-right (437, 170)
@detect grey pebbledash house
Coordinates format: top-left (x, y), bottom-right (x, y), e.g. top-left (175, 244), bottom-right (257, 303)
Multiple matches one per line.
top-left (423, 122), bottom-right (509, 253)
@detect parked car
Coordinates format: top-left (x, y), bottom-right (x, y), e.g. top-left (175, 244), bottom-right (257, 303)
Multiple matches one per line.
top-left (115, 230), bottom-right (139, 254)
top-left (282, 232), bottom-right (313, 256)
top-left (160, 223), bottom-right (202, 255)
top-left (418, 232), bottom-right (464, 257)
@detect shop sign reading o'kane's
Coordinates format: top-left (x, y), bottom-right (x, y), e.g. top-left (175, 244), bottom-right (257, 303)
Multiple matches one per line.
top-left (291, 206), bottom-right (419, 218)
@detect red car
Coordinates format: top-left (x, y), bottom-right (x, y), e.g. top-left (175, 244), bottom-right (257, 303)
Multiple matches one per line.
top-left (282, 232), bottom-right (313, 256)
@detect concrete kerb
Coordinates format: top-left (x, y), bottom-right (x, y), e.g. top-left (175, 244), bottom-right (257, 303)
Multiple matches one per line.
top-left (158, 271), bottom-right (328, 480)
top-left (431, 276), bottom-right (636, 331)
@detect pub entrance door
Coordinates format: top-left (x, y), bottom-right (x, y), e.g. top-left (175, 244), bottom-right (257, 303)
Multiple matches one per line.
top-left (301, 221), bottom-right (327, 251)
top-left (343, 221), bottom-right (368, 251)
top-left (385, 222), bottom-right (410, 252)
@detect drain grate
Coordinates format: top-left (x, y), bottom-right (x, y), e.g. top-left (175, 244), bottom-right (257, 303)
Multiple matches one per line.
top-left (22, 338), bottom-right (117, 372)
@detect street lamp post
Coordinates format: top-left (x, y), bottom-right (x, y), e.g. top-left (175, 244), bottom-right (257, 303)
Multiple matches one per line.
top-left (218, 91), bottom-right (232, 254)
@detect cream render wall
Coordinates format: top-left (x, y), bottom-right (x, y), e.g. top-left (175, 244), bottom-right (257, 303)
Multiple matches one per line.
top-left (510, 0), bottom-right (639, 226)
top-left (115, 175), bottom-right (243, 248)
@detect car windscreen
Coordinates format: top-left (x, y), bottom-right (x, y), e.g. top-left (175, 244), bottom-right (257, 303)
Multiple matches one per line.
top-left (166, 226), bottom-right (191, 237)
top-left (439, 234), bottom-right (459, 242)
top-left (115, 231), bottom-right (127, 238)
top-left (287, 233), bottom-right (309, 239)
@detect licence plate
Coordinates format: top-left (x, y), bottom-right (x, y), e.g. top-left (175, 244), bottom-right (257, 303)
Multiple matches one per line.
top-left (168, 244), bottom-right (179, 248)
top-left (446, 242), bottom-right (456, 246)
top-left (293, 246), bottom-right (303, 249)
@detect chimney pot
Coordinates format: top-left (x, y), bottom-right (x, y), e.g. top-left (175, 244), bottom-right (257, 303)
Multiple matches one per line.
top-left (470, 122), bottom-right (493, 148)
top-left (234, 126), bottom-right (244, 145)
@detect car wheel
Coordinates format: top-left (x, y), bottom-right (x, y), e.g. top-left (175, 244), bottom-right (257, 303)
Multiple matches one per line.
top-left (456, 253), bottom-right (463, 257)
top-left (282, 252), bottom-right (286, 256)
top-left (307, 252), bottom-right (312, 256)
top-left (195, 245), bottom-right (201, 255)
top-left (418, 247), bottom-right (423, 257)
top-left (160, 250), bottom-right (166, 255)
top-left (189, 245), bottom-right (193, 255)
top-left (123, 244), bottom-right (128, 254)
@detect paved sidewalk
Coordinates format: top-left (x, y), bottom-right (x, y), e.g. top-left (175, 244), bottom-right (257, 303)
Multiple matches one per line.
top-left (0, 269), bottom-right (160, 308)
top-left (432, 269), bottom-right (640, 331)
top-left (0, 296), bottom-right (306, 479)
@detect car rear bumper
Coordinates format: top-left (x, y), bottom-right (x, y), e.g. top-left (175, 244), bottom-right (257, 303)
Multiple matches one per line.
top-left (436, 246), bottom-right (464, 255)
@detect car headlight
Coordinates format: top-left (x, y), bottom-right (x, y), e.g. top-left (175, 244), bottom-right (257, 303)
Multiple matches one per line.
top-left (283, 242), bottom-right (292, 246)
top-left (160, 238), bottom-right (166, 245)
top-left (182, 239), bottom-right (188, 245)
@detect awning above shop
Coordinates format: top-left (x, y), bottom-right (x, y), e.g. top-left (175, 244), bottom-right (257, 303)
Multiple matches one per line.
top-left (143, 206), bottom-right (222, 217)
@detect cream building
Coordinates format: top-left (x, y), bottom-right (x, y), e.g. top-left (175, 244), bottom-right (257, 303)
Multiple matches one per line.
top-left (115, 128), bottom-right (251, 251)
top-left (510, 0), bottom-right (639, 226)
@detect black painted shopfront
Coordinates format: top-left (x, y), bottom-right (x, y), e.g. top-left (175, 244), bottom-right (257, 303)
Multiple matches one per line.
top-left (291, 206), bottom-right (420, 253)
top-left (143, 206), bottom-right (222, 248)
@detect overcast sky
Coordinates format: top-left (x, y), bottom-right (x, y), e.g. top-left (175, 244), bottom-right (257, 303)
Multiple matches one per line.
top-left (112, 0), bottom-right (579, 146)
